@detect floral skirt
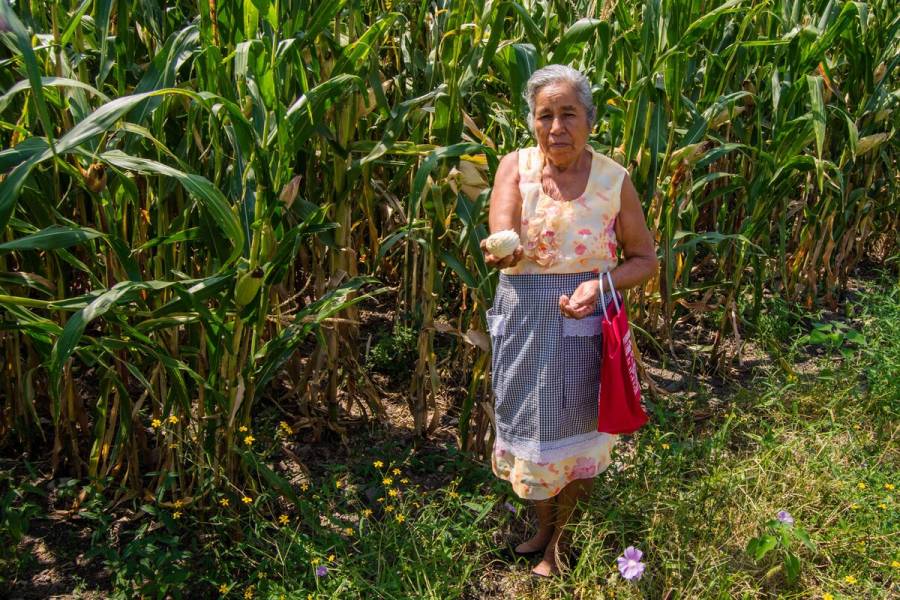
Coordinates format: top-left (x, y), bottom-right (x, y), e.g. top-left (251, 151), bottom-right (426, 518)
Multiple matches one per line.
top-left (492, 434), bottom-right (617, 500)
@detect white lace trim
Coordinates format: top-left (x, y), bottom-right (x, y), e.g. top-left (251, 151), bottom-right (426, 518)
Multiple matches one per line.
top-left (494, 429), bottom-right (616, 464)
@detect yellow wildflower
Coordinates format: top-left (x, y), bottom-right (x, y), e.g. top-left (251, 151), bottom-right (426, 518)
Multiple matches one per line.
top-left (885, 483), bottom-right (895, 491)
top-left (449, 491), bottom-right (459, 499)
top-left (242, 496), bottom-right (252, 504)
top-left (308, 594), bottom-right (314, 600)
top-left (857, 482), bottom-right (866, 490)
top-left (891, 560), bottom-right (900, 568)
top-left (392, 468), bottom-right (401, 476)
top-left (344, 527), bottom-right (354, 536)
top-left (243, 435), bottom-right (255, 445)
top-left (244, 587), bottom-right (253, 600)
top-left (335, 480), bottom-right (343, 489)
top-left (173, 511), bottom-right (182, 519)
top-left (388, 488), bottom-right (399, 497)
top-left (401, 478), bottom-right (409, 484)
top-left (661, 443), bottom-right (670, 450)
top-left (853, 424), bottom-right (861, 430)
top-left (219, 583), bottom-right (229, 594)
top-left (174, 500), bottom-right (183, 509)
top-left (279, 514), bottom-right (290, 525)
top-left (168, 415), bottom-right (178, 424)
top-left (239, 425), bottom-right (248, 432)
top-left (373, 460), bottom-right (384, 468)
top-left (362, 509), bottom-right (373, 518)
top-left (844, 575), bottom-right (857, 584)
top-left (220, 498), bottom-right (229, 507)
top-left (377, 497), bottom-right (384, 503)
top-left (151, 418), bottom-right (162, 428)
top-left (279, 421), bottom-right (293, 434)
top-left (879, 503), bottom-right (887, 510)
top-left (395, 514), bottom-right (406, 524)
top-left (301, 483), bottom-right (309, 492)
top-left (311, 557), bottom-right (320, 565)
top-left (169, 443), bottom-right (177, 449)
top-left (327, 554), bottom-right (335, 562)
top-left (385, 505), bottom-right (394, 512)
top-left (823, 594), bottom-right (833, 600)
top-left (382, 477), bottom-right (393, 486)
top-left (849, 503), bottom-right (859, 510)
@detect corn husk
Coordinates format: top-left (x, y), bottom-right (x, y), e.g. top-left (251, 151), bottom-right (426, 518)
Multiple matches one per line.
top-left (856, 132), bottom-right (893, 157)
top-left (484, 230), bottom-right (520, 258)
top-left (448, 155), bottom-right (489, 200)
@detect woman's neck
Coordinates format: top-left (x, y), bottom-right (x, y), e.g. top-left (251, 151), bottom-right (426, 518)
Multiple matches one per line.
top-left (543, 147), bottom-right (587, 172)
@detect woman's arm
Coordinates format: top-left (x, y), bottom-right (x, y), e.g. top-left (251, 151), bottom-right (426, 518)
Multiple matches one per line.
top-left (480, 152), bottom-right (524, 269)
top-left (609, 174), bottom-right (659, 290)
top-left (559, 173), bottom-right (658, 318)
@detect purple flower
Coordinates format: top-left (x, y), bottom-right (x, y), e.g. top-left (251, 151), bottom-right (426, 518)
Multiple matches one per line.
top-left (617, 546), bottom-right (645, 581)
top-left (503, 501), bottom-right (517, 514)
top-left (315, 565), bottom-right (328, 577)
top-left (776, 510), bottom-right (794, 525)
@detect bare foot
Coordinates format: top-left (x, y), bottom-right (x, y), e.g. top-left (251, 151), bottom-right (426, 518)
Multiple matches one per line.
top-left (532, 536), bottom-right (570, 577)
top-left (515, 528), bottom-right (553, 554)
top-left (531, 556), bottom-right (559, 577)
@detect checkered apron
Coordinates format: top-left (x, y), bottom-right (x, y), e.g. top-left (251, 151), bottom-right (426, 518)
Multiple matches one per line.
top-left (487, 272), bottom-right (615, 463)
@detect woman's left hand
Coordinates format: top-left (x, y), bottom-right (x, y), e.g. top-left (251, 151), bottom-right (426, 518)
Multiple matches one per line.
top-left (559, 279), bottom-right (600, 319)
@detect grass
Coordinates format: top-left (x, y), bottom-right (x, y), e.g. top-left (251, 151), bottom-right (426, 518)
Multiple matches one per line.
top-left (3, 277), bottom-right (898, 599)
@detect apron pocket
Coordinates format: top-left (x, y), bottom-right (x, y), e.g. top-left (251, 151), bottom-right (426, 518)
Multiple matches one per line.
top-left (487, 309), bottom-right (508, 391)
top-left (486, 311), bottom-right (508, 338)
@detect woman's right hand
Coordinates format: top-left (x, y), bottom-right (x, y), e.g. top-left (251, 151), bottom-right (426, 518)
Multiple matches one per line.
top-left (480, 240), bottom-right (524, 269)
top-left (482, 151), bottom-right (525, 270)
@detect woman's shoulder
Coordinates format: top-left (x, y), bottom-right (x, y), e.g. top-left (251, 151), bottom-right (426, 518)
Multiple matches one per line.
top-left (498, 146), bottom-right (541, 164)
top-left (588, 146), bottom-right (629, 178)
top-left (496, 150), bottom-right (520, 177)
top-left (498, 149), bottom-right (520, 166)
top-left (513, 146), bottom-right (544, 180)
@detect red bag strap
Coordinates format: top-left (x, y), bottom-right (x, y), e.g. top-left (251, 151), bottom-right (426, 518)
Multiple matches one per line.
top-left (599, 271), bottom-right (620, 322)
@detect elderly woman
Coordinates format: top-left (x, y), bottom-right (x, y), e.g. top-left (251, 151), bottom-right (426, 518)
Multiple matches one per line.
top-left (480, 65), bottom-right (658, 577)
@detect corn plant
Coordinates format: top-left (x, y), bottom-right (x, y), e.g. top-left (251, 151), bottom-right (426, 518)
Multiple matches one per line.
top-left (0, 0), bottom-right (896, 503)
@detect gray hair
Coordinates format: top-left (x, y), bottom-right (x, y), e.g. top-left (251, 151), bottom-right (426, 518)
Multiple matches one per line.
top-left (524, 64), bottom-right (596, 133)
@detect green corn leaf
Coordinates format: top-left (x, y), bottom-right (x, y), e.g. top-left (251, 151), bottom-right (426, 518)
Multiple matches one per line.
top-left (59, 0), bottom-right (92, 48)
top-left (0, 225), bottom-right (105, 253)
top-left (550, 18), bottom-right (602, 65)
top-left (807, 75), bottom-right (826, 159)
top-left (100, 150), bottom-right (245, 266)
top-left (0, 2), bottom-right (57, 153)
top-left (301, 0), bottom-right (350, 47)
top-left (48, 280), bottom-right (178, 415)
top-left (801, 1), bottom-right (868, 71)
top-left (678, 0), bottom-right (745, 48)
top-left (0, 76), bottom-right (110, 114)
top-left (332, 13), bottom-right (403, 76)
top-left (439, 251), bottom-right (477, 289)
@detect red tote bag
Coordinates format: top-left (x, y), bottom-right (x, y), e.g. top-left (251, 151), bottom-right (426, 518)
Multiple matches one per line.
top-left (597, 272), bottom-right (648, 435)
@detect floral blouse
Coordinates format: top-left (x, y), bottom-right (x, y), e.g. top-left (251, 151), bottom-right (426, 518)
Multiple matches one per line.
top-left (502, 145), bottom-right (626, 276)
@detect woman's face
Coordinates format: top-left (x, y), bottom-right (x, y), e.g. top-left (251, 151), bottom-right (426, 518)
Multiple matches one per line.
top-left (532, 81), bottom-right (591, 167)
